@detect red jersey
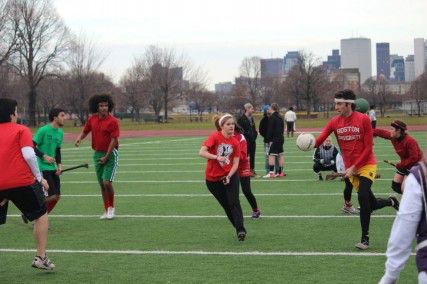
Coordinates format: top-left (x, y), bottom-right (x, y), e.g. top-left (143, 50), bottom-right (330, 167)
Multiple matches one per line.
top-left (0, 123), bottom-right (35, 190)
top-left (374, 128), bottom-right (423, 171)
top-left (202, 131), bottom-right (240, 182)
top-left (83, 114), bottom-right (120, 152)
top-left (235, 133), bottom-right (251, 177)
top-left (316, 111), bottom-right (376, 170)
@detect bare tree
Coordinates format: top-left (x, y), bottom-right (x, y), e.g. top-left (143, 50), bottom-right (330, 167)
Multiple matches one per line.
top-left (141, 46), bottom-right (188, 122)
top-left (0, 0), bottom-right (18, 66)
top-left (65, 34), bottom-right (107, 125)
top-left (120, 65), bottom-right (146, 122)
top-left (409, 72), bottom-right (427, 116)
top-left (239, 56), bottom-right (261, 106)
top-left (9, 0), bottom-right (70, 126)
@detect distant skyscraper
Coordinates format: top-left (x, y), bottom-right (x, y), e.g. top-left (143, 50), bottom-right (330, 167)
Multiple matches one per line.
top-left (284, 51), bottom-right (300, 73)
top-left (376, 43), bottom-right (390, 79)
top-left (215, 82), bottom-right (234, 93)
top-left (260, 58), bottom-right (284, 79)
top-left (323, 49), bottom-right (341, 71)
top-left (341, 38), bottom-right (372, 83)
top-left (414, 38), bottom-right (427, 77)
top-left (391, 56), bottom-right (405, 82)
top-left (405, 55), bottom-right (415, 82)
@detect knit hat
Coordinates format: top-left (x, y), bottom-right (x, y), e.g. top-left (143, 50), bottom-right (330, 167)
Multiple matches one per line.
top-left (391, 120), bottom-right (407, 131)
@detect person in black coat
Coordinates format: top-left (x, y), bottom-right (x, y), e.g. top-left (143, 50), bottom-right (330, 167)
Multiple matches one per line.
top-left (263, 103), bottom-right (286, 178)
top-left (237, 103), bottom-right (258, 176)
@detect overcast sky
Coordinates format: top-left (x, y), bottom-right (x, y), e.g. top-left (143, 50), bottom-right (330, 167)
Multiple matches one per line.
top-left (54, 0), bottom-right (426, 89)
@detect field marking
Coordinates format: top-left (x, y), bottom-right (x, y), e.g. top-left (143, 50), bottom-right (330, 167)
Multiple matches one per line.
top-left (61, 178), bottom-right (392, 184)
top-left (58, 193), bottom-right (392, 197)
top-left (8, 214), bottom-right (396, 219)
top-left (0, 248), bottom-right (403, 257)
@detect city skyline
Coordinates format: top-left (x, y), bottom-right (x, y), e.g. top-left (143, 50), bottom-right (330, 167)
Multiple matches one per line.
top-left (53, 0), bottom-right (427, 89)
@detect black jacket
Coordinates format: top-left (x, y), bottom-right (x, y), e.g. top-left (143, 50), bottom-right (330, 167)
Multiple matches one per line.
top-left (259, 114), bottom-right (269, 143)
top-left (237, 114), bottom-right (257, 143)
top-left (266, 112), bottom-right (284, 143)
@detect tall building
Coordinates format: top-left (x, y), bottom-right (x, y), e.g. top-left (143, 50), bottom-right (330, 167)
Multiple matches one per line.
top-left (341, 38), bottom-right (372, 83)
top-left (414, 38), bottom-right (427, 77)
top-left (376, 43), bottom-right (390, 79)
top-left (215, 82), bottom-right (234, 93)
top-left (391, 56), bottom-right (405, 82)
top-left (405, 55), bottom-right (415, 82)
top-left (323, 49), bottom-right (341, 71)
top-left (284, 51), bottom-right (300, 73)
top-left (260, 58), bottom-right (284, 80)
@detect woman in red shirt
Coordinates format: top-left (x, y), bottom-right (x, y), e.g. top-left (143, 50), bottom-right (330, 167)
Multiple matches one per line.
top-left (235, 124), bottom-right (261, 219)
top-left (199, 114), bottom-right (246, 241)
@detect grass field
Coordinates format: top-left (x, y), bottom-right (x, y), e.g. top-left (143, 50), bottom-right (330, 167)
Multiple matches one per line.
top-left (1, 131), bottom-right (426, 283)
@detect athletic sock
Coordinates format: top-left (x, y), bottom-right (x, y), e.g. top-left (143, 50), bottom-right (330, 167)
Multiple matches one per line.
top-left (278, 167), bottom-right (282, 174)
top-left (101, 191), bottom-right (109, 211)
top-left (109, 191), bottom-right (115, 208)
top-left (47, 199), bottom-right (58, 214)
top-left (269, 165), bottom-right (274, 172)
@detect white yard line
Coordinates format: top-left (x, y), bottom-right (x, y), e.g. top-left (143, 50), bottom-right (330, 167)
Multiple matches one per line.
top-left (8, 214), bottom-right (395, 219)
top-left (0, 248), bottom-right (401, 257)
top-left (58, 193), bottom-right (391, 197)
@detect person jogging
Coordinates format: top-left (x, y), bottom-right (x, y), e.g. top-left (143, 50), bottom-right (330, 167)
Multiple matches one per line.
top-left (315, 89), bottom-right (399, 250)
top-left (199, 114), bottom-right (246, 241)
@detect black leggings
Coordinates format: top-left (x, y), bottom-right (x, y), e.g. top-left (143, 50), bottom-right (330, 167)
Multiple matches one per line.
top-left (240, 176), bottom-right (258, 210)
top-left (343, 178), bottom-right (353, 203)
top-left (357, 177), bottom-right (391, 237)
top-left (206, 174), bottom-right (245, 233)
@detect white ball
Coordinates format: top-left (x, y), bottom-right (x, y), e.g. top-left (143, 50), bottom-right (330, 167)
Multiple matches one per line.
top-left (296, 133), bottom-right (315, 151)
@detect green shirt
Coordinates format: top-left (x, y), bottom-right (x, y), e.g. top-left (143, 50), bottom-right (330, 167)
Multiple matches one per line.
top-left (33, 124), bottom-right (64, 171)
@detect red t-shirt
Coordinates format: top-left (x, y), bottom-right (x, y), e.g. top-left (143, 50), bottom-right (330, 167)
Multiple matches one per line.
top-left (0, 123), bottom-right (35, 190)
top-left (203, 131), bottom-right (240, 182)
top-left (83, 114), bottom-right (120, 152)
top-left (315, 111), bottom-right (376, 170)
top-left (235, 133), bottom-right (251, 177)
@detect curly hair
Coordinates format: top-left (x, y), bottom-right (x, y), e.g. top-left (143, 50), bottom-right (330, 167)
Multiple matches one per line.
top-left (88, 94), bottom-right (114, 114)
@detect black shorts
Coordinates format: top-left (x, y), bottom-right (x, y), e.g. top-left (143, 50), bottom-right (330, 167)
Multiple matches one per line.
top-left (43, 170), bottom-right (61, 196)
top-left (286, 121), bottom-right (295, 132)
top-left (268, 142), bottom-right (284, 156)
top-left (0, 182), bottom-right (47, 224)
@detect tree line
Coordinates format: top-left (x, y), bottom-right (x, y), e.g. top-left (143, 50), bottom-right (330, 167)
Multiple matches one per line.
top-left (1, 0), bottom-right (426, 127)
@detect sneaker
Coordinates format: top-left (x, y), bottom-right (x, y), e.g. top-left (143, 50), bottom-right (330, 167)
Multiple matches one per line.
top-left (32, 255), bottom-right (55, 270)
top-left (237, 231), bottom-right (246, 241)
top-left (390, 196), bottom-right (399, 211)
top-left (275, 172), bottom-right (286, 178)
top-left (263, 172), bottom-right (275, 178)
top-left (21, 214), bottom-right (29, 224)
top-left (100, 211), bottom-right (107, 220)
top-left (250, 170), bottom-right (257, 177)
top-left (355, 236), bottom-right (369, 250)
top-left (251, 210), bottom-right (261, 219)
top-left (341, 206), bottom-right (359, 215)
top-left (107, 207), bottom-right (115, 219)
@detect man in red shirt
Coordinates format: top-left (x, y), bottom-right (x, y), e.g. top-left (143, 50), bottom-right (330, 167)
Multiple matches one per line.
top-left (374, 120), bottom-right (423, 194)
top-left (75, 94), bottom-right (120, 220)
top-left (0, 98), bottom-right (55, 270)
top-left (315, 90), bottom-right (399, 250)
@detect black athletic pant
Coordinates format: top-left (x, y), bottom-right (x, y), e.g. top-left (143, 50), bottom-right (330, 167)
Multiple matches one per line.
top-left (240, 176), bottom-right (258, 210)
top-left (357, 177), bottom-right (391, 237)
top-left (247, 140), bottom-right (256, 171)
top-left (313, 162), bottom-right (337, 173)
top-left (343, 178), bottom-right (353, 203)
top-left (206, 174), bottom-right (245, 233)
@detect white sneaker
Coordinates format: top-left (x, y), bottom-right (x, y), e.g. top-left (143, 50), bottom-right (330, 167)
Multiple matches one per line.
top-left (107, 207), bottom-right (115, 219)
top-left (263, 172), bottom-right (275, 178)
top-left (100, 211), bottom-right (107, 219)
top-left (32, 255), bottom-right (55, 270)
top-left (341, 206), bottom-right (359, 215)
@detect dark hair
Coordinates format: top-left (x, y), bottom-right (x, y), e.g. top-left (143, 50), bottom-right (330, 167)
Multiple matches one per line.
top-left (49, 108), bottom-right (65, 122)
top-left (89, 94), bottom-right (114, 114)
top-left (0, 98), bottom-right (17, 123)
top-left (289, 107), bottom-right (294, 111)
top-left (370, 105), bottom-right (375, 109)
top-left (334, 89), bottom-right (356, 110)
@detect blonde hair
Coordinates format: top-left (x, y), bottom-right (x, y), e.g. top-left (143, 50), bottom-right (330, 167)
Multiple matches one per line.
top-left (212, 113), bottom-right (233, 131)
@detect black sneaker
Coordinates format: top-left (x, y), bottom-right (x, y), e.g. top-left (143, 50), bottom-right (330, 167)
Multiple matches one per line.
top-left (390, 196), bottom-right (399, 211)
top-left (21, 214), bottom-right (29, 224)
top-left (237, 231), bottom-right (246, 241)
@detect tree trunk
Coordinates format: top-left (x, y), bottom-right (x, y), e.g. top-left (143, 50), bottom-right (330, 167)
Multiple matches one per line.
top-left (28, 88), bottom-right (37, 126)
